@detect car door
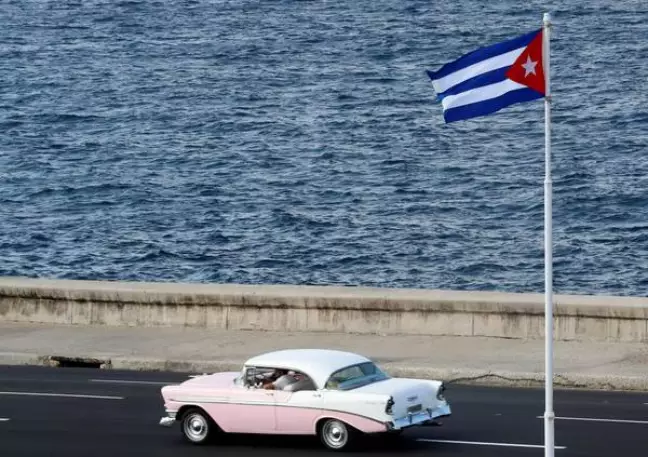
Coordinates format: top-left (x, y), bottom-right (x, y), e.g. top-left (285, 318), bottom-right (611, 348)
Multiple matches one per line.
top-left (218, 369), bottom-right (276, 433)
top-left (273, 380), bottom-right (323, 433)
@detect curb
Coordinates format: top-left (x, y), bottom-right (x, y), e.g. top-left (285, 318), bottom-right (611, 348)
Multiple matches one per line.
top-left (1, 352), bottom-right (646, 392)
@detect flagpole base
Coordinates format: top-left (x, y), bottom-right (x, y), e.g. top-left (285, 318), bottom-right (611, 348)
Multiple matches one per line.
top-left (544, 410), bottom-right (555, 457)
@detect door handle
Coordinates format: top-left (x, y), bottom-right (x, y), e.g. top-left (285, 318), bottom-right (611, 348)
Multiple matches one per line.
top-left (313, 393), bottom-right (322, 398)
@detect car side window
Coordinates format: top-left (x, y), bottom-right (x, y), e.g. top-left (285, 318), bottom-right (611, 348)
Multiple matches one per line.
top-left (281, 372), bottom-right (316, 392)
top-left (325, 362), bottom-right (389, 390)
top-left (241, 367), bottom-right (317, 392)
top-left (242, 366), bottom-right (288, 388)
top-left (325, 365), bottom-right (363, 389)
top-left (243, 366), bottom-right (272, 387)
top-left (289, 380), bottom-right (315, 392)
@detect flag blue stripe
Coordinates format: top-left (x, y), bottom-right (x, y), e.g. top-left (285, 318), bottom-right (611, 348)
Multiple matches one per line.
top-left (427, 29), bottom-right (541, 82)
top-left (443, 87), bottom-right (543, 123)
top-left (430, 67), bottom-right (509, 100)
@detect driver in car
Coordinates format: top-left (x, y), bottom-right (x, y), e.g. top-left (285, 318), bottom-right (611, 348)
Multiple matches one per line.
top-left (262, 369), bottom-right (299, 390)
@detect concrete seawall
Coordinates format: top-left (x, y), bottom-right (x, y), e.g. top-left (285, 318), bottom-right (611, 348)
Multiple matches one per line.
top-left (0, 277), bottom-right (646, 342)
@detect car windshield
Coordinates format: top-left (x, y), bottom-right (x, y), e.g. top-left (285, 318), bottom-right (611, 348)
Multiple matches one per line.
top-left (324, 362), bottom-right (389, 390)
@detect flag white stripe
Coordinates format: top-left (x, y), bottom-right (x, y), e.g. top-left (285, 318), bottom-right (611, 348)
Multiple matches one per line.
top-left (432, 47), bottom-right (525, 94)
top-left (441, 79), bottom-right (527, 110)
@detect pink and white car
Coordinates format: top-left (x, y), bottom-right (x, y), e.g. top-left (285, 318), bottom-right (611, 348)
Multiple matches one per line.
top-left (158, 349), bottom-right (451, 451)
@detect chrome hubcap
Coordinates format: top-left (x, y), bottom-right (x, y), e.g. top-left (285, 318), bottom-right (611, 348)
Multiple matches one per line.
top-left (323, 420), bottom-right (348, 448)
top-left (184, 413), bottom-right (208, 441)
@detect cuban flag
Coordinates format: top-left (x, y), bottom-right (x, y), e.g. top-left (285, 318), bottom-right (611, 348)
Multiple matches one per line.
top-left (427, 29), bottom-right (546, 123)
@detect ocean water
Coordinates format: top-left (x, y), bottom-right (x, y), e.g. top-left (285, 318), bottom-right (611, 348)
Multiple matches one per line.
top-left (1, 0), bottom-right (647, 296)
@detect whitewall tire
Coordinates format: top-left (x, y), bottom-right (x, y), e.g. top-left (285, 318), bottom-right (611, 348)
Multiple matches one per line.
top-left (180, 408), bottom-right (215, 445)
top-left (318, 419), bottom-right (356, 451)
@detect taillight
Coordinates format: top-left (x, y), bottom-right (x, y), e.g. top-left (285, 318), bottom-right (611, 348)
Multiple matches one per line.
top-left (385, 397), bottom-right (395, 414)
top-left (437, 383), bottom-right (446, 401)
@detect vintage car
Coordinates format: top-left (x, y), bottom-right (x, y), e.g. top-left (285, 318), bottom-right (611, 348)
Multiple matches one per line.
top-left (158, 349), bottom-right (451, 451)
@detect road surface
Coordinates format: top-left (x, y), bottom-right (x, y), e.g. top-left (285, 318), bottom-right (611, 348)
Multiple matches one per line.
top-left (0, 366), bottom-right (646, 456)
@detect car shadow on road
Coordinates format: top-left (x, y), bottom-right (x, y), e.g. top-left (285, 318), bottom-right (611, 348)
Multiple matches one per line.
top-left (192, 431), bottom-right (429, 454)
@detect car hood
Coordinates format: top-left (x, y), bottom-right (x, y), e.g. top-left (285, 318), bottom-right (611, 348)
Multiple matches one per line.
top-left (179, 371), bottom-right (239, 389)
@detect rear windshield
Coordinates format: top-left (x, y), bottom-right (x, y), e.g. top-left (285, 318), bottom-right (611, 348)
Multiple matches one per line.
top-left (324, 362), bottom-right (389, 390)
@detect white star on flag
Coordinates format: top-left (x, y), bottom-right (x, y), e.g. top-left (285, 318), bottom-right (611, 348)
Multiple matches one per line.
top-left (521, 56), bottom-right (538, 77)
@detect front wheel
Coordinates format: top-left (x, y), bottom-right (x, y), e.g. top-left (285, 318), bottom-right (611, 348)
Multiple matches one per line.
top-left (180, 408), bottom-right (215, 445)
top-left (318, 419), bottom-right (356, 451)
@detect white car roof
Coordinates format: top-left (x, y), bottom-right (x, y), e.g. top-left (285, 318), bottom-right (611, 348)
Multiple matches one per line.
top-left (244, 349), bottom-right (371, 389)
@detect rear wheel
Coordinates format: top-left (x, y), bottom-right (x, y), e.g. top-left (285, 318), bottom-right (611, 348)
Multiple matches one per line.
top-left (180, 408), bottom-right (215, 445)
top-left (318, 419), bottom-right (356, 451)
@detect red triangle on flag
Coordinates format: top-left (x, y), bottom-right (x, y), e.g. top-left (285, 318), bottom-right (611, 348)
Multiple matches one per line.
top-left (505, 30), bottom-right (545, 95)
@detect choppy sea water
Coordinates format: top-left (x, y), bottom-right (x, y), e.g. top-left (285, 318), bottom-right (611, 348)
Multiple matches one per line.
top-left (1, 0), bottom-right (647, 296)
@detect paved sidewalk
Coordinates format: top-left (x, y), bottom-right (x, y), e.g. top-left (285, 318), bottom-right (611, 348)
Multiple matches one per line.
top-left (0, 322), bottom-right (646, 390)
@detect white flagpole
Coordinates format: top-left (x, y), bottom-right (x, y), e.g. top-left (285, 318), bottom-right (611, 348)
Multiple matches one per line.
top-left (542, 11), bottom-right (554, 457)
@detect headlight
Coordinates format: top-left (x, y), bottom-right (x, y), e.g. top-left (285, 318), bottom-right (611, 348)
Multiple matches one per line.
top-left (385, 396), bottom-right (395, 414)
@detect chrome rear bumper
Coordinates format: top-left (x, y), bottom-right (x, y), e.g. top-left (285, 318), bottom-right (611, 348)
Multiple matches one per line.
top-left (159, 416), bottom-right (175, 427)
top-left (388, 403), bottom-right (451, 430)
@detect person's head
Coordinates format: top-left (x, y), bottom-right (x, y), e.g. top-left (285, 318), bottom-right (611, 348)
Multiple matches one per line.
top-left (273, 369), bottom-right (288, 378)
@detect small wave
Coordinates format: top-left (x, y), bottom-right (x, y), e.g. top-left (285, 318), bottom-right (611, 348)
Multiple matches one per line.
top-left (0, 120), bottom-right (23, 129)
top-left (252, 258), bottom-right (294, 268)
top-left (133, 248), bottom-right (216, 263)
top-left (32, 113), bottom-right (105, 123)
top-left (335, 255), bottom-right (375, 267)
top-left (394, 187), bottom-right (427, 195)
top-left (271, 209), bottom-right (337, 229)
top-left (28, 183), bottom-right (133, 198)
top-left (381, 158), bottom-right (407, 165)
top-left (93, 15), bottom-right (116, 24)
top-left (116, 0), bottom-right (144, 7)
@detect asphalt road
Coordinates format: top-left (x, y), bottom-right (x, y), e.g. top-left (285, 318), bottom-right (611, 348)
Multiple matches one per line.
top-left (0, 365), bottom-right (646, 457)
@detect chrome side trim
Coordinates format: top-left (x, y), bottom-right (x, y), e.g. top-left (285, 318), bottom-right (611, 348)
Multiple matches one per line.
top-left (170, 397), bottom-right (349, 412)
top-left (167, 398), bottom-right (393, 427)
top-left (170, 396), bottom-right (229, 403)
top-left (166, 396), bottom-right (451, 431)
